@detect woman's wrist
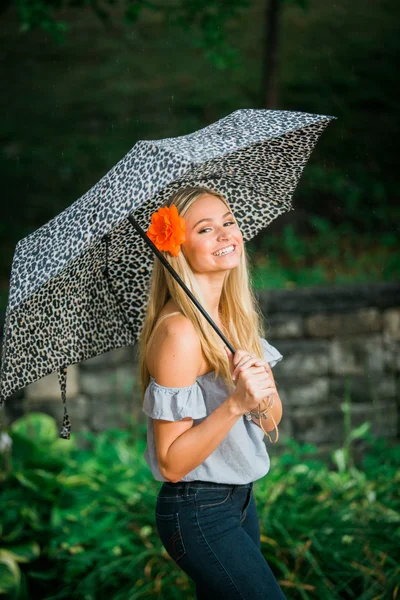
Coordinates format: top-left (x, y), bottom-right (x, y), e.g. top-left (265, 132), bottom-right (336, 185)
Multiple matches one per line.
top-left (226, 394), bottom-right (276, 420)
top-left (245, 398), bottom-right (275, 421)
top-left (226, 394), bottom-right (244, 417)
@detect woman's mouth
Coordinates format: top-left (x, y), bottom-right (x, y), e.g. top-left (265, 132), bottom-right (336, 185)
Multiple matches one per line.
top-left (212, 244), bottom-right (236, 257)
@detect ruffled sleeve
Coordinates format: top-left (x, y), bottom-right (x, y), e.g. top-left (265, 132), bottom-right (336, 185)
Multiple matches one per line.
top-left (142, 378), bottom-right (207, 421)
top-left (260, 337), bottom-right (283, 368)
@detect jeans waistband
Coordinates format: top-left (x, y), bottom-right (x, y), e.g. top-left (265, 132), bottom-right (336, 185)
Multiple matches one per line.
top-left (163, 479), bottom-right (253, 494)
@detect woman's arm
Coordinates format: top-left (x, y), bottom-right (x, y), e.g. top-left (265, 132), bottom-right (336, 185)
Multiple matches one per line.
top-left (158, 397), bottom-right (242, 482)
top-left (151, 316), bottom-right (244, 482)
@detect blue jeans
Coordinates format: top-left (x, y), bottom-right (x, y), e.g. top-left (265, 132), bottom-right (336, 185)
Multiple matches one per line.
top-left (155, 480), bottom-right (287, 599)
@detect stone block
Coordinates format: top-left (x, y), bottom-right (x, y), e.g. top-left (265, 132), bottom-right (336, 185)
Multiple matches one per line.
top-left (349, 401), bottom-right (398, 438)
top-left (290, 404), bottom-right (344, 445)
top-left (306, 308), bottom-right (381, 338)
top-left (23, 394), bottom-right (89, 432)
top-left (330, 335), bottom-right (384, 375)
top-left (383, 309), bottom-right (400, 341)
top-left (382, 338), bottom-right (400, 372)
top-left (271, 340), bottom-right (330, 376)
top-left (290, 396), bottom-right (398, 446)
top-left (25, 364), bottom-right (79, 399)
top-left (279, 377), bottom-right (329, 407)
top-left (87, 395), bottom-right (134, 431)
top-left (80, 365), bottom-right (135, 396)
top-left (257, 282), bottom-right (400, 315)
top-left (329, 374), bottom-right (397, 405)
top-left (265, 314), bottom-right (304, 339)
top-left (80, 346), bottom-right (136, 370)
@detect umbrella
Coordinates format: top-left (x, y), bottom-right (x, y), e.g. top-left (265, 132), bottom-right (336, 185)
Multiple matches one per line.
top-left (0, 108), bottom-right (336, 438)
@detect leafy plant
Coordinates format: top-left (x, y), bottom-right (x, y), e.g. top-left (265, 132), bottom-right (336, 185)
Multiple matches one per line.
top-left (0, 409), bottom-right (399, 599)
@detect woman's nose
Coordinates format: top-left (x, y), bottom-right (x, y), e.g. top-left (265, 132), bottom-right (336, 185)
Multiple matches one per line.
top-left (217, 234), bottom-right (230, 242)
top-left (217, 228), bottom-right (230, 240)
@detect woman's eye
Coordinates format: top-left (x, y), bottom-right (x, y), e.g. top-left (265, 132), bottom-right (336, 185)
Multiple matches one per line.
top-left (199, 221), bottom-right (236, 234)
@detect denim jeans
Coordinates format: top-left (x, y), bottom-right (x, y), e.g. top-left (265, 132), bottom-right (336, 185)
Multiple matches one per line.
top-left (155, 480), bottom-right (287, 600)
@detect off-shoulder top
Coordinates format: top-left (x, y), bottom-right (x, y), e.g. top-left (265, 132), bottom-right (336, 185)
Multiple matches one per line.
top-left (142, 314), bottom-right (283, 484)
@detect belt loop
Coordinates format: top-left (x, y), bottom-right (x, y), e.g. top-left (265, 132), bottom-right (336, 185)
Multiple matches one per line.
top-left (183, 481), bottom-right (191, 497)
top-left (231, 484), bottom-right (238, 498)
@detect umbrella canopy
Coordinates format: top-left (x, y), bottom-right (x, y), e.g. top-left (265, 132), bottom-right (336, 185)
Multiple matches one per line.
top-left (0, 108), bottom-right (336, 431)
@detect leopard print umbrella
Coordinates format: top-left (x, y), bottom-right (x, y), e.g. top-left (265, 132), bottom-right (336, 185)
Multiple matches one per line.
top-left (0, 108), bottom-right (336, 438)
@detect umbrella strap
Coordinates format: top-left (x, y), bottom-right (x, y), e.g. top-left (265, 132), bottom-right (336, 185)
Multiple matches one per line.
top-left (57, 366), bottom-right (71, 440)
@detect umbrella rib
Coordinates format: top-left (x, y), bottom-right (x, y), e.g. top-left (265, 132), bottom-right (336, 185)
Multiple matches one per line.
top-left (101, 233), bottom-right (137, 338)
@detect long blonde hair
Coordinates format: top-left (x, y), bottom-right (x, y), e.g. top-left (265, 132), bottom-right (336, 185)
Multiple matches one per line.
top-left (138, 185), bottom-right (266, 401)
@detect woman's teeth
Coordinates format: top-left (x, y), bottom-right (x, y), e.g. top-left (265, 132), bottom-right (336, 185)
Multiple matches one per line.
top-left (213, 245), bottom-right (235, 256)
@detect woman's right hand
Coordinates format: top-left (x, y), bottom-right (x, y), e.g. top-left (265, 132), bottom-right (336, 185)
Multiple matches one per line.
top-left (224, 346), bottom-right (274, 414)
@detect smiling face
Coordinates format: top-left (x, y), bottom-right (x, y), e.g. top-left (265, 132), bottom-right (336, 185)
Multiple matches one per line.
top-left (181, 193), bottom-right (243, 274)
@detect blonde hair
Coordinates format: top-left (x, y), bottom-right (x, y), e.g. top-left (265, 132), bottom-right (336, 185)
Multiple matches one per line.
top-left (138, 185), bottom-right (267, 402)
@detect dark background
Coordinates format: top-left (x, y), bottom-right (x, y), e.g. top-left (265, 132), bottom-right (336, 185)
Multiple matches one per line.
top-left (1, 0), bottom-right (399, 301)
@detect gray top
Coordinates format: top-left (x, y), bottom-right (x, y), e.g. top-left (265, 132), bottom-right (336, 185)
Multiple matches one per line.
top-left (142, 331), bottom-right (283, 485)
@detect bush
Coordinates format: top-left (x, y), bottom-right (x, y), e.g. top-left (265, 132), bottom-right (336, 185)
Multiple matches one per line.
top-left (0, 413), bottom-right (399, 599)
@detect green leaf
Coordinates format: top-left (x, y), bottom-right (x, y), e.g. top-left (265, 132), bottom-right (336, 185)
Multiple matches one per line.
top-left (10, 413), bottom-right (58, 444)
top-left (347, 421), bottom-right (371, 443)
top-left (0, 542), bottom-right (40, 563)
top-left (0, 550), bottom-right (21, 594)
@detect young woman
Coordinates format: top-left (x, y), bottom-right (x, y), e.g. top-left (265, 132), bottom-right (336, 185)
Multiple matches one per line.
top-left (138, 186), bottom-right (287, 600)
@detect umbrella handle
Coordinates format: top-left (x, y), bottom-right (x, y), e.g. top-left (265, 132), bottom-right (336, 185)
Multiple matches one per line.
top-left (127, 213), bottom-right (236, 354)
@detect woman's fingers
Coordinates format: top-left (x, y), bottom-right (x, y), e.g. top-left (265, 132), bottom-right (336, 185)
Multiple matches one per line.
top-left (228, 349), bottom-right (272, 382)
top-left (232, 360), bottom-right (269, 381)
top-left (232, 353), bottom-right (262, 378)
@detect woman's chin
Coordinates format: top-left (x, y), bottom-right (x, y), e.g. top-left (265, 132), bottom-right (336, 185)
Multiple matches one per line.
top-left (212, 257), bottom-right (240, 271)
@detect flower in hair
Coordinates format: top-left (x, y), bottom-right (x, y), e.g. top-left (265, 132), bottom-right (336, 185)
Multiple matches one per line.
top-left (146, 204), bottom-right (186, 257)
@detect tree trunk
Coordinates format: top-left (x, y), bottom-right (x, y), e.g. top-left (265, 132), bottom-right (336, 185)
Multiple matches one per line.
top-left (261, 0), bottom-right (282, 108)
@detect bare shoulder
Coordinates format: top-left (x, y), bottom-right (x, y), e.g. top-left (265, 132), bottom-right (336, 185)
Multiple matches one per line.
top-left (149, 314), bottom-right (203, 387)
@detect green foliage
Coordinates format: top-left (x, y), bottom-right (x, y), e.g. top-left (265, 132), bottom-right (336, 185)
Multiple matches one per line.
top-left (261, 429), bottom-right (400, 599)
top-left (0, 410), bottom-right (399, 599)
top-left (15, 0), bottom-right (69, 42)
top-left (247, 223), bottom-right (399, 289)
top-left (166, 0), bottom-right (250, 70)
top-left (299, 165), bottom-right (400, 233)
top-left (13, 0), bottom-right (250, 69)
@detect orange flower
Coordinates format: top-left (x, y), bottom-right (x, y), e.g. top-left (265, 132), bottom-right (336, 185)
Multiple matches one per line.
top-left (146, 204), bottom-right (186, 257)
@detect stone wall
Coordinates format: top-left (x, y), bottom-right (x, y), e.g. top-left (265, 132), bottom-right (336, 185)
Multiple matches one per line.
top-left (1, 282), bottom-right (399, 455)
top-left (258, 282), bottom-right (399, 454)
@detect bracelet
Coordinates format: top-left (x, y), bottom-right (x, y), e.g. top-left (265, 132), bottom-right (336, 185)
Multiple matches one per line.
top-left (244, 394), bottom-right (279, 444)
top-left (251, 409), bottom-right (269, 419)
top-left (244, 409), bottom-right (268, 420)
top-left (244, 394), bottom-right (275, 420)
